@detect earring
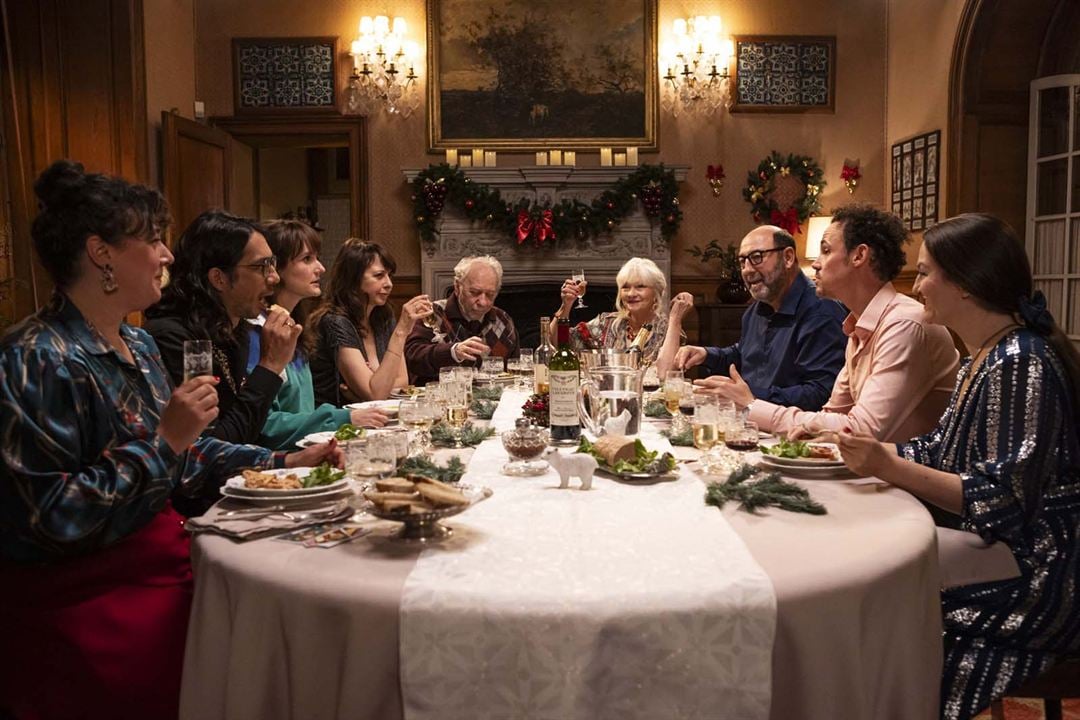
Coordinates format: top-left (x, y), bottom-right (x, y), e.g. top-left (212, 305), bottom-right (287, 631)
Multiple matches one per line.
top-left (101, 263), bottom-right (118, 294)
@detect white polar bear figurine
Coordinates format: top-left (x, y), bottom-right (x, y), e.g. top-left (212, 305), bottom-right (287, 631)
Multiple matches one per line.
top-left (545, 448), bottom-right (598, 491)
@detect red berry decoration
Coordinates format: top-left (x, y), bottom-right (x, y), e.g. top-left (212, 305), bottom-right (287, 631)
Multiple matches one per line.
top-left (421, 179), bottom-right (449, 217)
top-left (465, 199), bottom-right (475, 210)
top-left (639, 183), bottom-right (664, 217)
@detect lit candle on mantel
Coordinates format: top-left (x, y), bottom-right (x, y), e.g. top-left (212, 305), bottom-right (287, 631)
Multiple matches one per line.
top-left (549, 150), bottom-right (563, 165)
top-left (485, 151), bottom-right (497, 167)
top-left (626, 147), bottom-right (638, 166)
top-left (600, 147), bottom-right (613, 166)
top-left (459, 154), bottom-right (472, 167)
top-left (564, 151), bottom-right (576, 166)
top-left (472, 148), bottom-right (484, 167)
top-left (445, 149), bottom-right (458, 166)
top-left (535, 151), bottom-right (548, 166)
top-left (613, 152), bottom-right (627, 167)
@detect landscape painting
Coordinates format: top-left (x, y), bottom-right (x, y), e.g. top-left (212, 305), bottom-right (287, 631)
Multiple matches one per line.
top-left (427, 0), bottom-right (657, 150)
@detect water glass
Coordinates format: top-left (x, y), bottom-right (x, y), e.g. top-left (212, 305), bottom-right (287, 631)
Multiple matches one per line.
top-left (182, 340), bottom-right (213, 383)
top-left (516, 348), bottom-right (535, 390)
top-left (399, 398), bottom-right (434, 455)
top-left (663, 371), bottom-right (685, 415)
top-left (346, 434), bottom-right (396, 479)
top-left (439, 367), bottom-right (457, 385)
top-left (725, 421), bottom-right (760, 455)
top-left (482, 356), bottom-right (504, 377)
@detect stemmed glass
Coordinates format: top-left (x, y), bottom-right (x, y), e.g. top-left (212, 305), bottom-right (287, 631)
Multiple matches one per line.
top-left (691, 395), bottom-right (721, 469)
top-left (400, 398), bottom-right (436, 456)
top-left (516, 348), bottom-right (534, 391)
top-left (725, 421), bottom-right (760, 460)
top-left (442, 380), bottom-right (469, 448)
top-left (571, 269), bottom-right (587, 309)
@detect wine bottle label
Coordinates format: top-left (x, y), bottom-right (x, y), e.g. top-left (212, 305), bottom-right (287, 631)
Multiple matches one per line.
top-left (549, 370), bottom-right (579, 425)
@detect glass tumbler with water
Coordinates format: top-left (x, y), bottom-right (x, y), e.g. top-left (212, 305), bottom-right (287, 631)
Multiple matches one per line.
top-left (182, 340), bottom-right (213, 382)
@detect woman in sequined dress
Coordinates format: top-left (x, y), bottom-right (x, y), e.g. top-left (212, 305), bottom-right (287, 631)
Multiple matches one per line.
top-left (838, 214), bottom-right (1080, 720)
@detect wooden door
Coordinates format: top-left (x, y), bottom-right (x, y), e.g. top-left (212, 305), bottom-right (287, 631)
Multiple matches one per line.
top-left (161, 112), bottom-right (233, 236)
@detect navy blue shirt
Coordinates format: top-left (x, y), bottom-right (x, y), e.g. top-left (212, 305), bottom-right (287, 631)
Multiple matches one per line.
top-left (703, 272), bottom-right (847, 411)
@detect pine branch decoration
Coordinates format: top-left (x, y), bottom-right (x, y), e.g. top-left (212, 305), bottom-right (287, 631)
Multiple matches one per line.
top-left (660, 427), bottom-right (693, 446)
top-left (705, 464), bottom-right (827, 515)
top-left (473, 386), bottom-right (504, 401)
top-left (431, 422), bottom-right (496, 448)
top-left (471, 398), bottom-right (497, 419)
top-left (397, 455), bottom-right (466, 484)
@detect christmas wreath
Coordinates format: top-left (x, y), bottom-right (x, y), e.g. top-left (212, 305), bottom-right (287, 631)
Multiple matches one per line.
top-left (411, 163), bottom-right (683, 247)
top-left (742, 151), bottom-right (825, 236)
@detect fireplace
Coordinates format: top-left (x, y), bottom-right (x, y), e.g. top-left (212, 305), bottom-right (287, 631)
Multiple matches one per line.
top-left (403, 165), bottom-right (688, 346)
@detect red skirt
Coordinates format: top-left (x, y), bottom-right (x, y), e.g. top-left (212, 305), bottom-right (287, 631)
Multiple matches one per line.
top-left (0, 505), bottom-right (192, 720)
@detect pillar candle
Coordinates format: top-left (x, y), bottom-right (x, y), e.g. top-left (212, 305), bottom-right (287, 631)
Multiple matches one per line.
top-left (472, 148), bottom-right (484, 167)
top-left (614, 152), bottom-right (627, 166)
top-left (549, 150), bottom-right (563, 165)
top-left (564, 151), bottom-right (576, 166)
top-left (485, 151), bottom-right (497, 167)
top-left (626, 147), bottom-right (638, 165)
top-left (536, 152), bottom-right (548, 166)
top-left (459, 155), bottom-right (472, 167)
top-left (600, 147), bottom-right (613, 166)
top-left (445, 149), bottom-right (458, 165)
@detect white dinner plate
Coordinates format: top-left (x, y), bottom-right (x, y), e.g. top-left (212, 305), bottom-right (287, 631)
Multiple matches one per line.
top-left (223, 468), bottom-right (349, 497)
top-left (390, 386), bottom-right (424, 399)
top-left (220, 484), bottom-right (355, 506)
top-left (758, 455), bottom-right (858, 479)
top-left (297, 430), bottom-right (339, 448)
top-left (345, 400), bottom-right (400, 417)
top-left (758, 442), bottom-right (844, 467)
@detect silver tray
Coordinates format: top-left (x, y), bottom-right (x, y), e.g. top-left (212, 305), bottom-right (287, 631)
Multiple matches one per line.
top-left (358, 483), bottom-right (493, 541)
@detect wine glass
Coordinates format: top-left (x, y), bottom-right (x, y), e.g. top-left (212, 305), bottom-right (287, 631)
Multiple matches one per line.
top-left (725, 421), bottom-right (760, 459)
top-left (691, 395), bottom-right (721, 468)
top-left (442, 380), bottom-right (469, 448)
top-left (516, 348), bottom-right (534, 391)
top-left (399, 398), bottom-right (435, 456)
top-left (571, 269), bottom-right (587, 309)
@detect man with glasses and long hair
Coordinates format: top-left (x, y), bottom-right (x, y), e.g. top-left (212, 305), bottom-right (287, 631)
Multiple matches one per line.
top-left (698, 205), bottom-right (960, 442)
top-left (145, 210), bottom-right (302, 455)
top-left (675, 224), bottom-right (847, 411)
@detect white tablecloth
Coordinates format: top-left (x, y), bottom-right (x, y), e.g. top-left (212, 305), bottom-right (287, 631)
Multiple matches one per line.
top-left (399, 392), bottom-right (777, 719)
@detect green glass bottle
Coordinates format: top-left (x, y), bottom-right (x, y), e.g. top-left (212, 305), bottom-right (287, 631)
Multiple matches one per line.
top-left (549, 318), bottom-right (581, 444)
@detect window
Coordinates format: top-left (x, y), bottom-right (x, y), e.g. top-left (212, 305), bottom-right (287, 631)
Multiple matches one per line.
top-left (1027, 74), bottom-right (1080, 348)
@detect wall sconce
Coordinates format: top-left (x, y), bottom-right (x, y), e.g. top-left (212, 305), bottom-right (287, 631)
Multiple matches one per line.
top-left (345, 15), bottom-right (420, 117)
top-left (659, 15), bottom-right (733, 118)
top-left (804, 215), bottom-right (833, 261)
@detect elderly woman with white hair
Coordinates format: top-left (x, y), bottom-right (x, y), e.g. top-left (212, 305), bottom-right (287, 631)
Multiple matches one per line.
top-left (553, 258), bottom-right (691, 371)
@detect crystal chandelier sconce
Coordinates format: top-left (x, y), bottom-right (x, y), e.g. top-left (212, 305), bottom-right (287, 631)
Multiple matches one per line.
top-left (659, 16), bottom-right (734, 118)
top-left (345, 15), bottom-right (420, 117)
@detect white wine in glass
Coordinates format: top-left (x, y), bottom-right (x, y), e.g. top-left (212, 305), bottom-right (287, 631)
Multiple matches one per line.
top-left (692, 421), bottom-right (719, 451)
top-left (445, 404), bottom-right (468, 427)
top-left (571, 269), bottom-right (587, 309)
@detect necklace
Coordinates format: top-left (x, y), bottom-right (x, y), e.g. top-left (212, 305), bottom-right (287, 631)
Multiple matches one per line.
top-left (967, 322), bottom-right (1018, 371)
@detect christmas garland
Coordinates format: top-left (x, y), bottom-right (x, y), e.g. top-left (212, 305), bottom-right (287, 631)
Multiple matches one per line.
top-left (412, 163), bottom-right (683, 247)
top-left (741, 151), bottom-right (825, 235)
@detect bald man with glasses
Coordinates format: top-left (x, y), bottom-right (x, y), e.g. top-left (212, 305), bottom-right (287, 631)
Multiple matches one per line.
top-left (675, 225), bottom-right (848, 411)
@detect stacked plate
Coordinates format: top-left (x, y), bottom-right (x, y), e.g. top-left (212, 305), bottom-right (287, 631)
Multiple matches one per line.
top-left (757, 444), bottom-right (858, 480)
top-left (345, 399), bottom-right (400, 418)
top-left (221, 468), bottom-right (354, 506)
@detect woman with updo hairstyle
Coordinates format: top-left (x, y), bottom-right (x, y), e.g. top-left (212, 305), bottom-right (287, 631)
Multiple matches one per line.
top-left (838, 213), bottom-right (1080, 720)
top-left (0, 161), bottom-right (323, 719)
top-left (308, 238), bottom-right (432, 404)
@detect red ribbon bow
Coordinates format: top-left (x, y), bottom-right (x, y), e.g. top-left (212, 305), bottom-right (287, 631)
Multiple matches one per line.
top-left (516, 209), bottom-right (555, 245)
top-left (770, 208), bottom-right (801, 236)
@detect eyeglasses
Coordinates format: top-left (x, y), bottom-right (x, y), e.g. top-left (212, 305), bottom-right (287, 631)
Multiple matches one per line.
top-left (237, 256), bottom-right (278, 278)
top-left (736, 247), bottom-right (785, 267)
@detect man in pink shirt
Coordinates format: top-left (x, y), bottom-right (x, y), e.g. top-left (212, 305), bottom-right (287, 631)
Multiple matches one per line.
top-left (695, 204), bottom-right (960, 442)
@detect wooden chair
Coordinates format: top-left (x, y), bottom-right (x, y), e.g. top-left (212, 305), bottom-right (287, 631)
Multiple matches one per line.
top-left (989, 658), bottom-right (1080, 720)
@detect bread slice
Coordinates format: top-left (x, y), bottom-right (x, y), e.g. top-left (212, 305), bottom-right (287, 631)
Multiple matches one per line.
top-left (376, 498), bottom-right (432, 514)
top-left (363, 490), bottom-right (421, 505)
top-left (415, 482), bottom-right (469, 507)
top-left (375, 477), bottom-right (416, 493)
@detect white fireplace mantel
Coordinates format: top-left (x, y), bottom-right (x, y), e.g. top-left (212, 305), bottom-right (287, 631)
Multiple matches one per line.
top-left (402, 165), bottom-right (689, 299)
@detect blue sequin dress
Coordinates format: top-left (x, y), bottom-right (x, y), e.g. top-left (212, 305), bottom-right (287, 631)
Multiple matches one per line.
top-left (899, 328), bottom-right (1080, 720)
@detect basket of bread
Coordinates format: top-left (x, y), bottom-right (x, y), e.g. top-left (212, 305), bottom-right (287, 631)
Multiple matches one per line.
top-left (360, 475), bottom-right (492, 541)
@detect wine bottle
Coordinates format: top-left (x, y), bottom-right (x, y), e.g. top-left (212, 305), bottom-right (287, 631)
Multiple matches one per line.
top-left (549, 318), bottom-right (581, 444)
top-left (627, 323), bottom-right (652, 358)
top-left (534, 316), bottom-right (554, 394)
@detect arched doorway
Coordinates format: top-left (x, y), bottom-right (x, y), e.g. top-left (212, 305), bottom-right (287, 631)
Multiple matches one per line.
top-left (947, 0), bottom-right (1079, 238)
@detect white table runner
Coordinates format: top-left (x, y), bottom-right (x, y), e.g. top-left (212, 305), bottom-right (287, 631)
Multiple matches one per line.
top-left (400, 390), bottom-right (778, 720)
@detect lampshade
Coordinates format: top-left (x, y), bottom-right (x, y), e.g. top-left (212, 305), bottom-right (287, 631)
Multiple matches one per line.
top-left (805, 215), bottom-right (833, 260)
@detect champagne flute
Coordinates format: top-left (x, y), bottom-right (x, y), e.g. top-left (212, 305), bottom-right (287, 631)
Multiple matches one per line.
top-left (571, 269), bottom-right (587, 309)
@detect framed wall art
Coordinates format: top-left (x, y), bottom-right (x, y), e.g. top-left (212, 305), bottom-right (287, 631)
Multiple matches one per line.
top-left (426, 0), bottom-right (657, 150)
top-left (891, 130), bottom-right (940, 231)
top-left (232, 37), bottom-right (338, 114)
top-left (731, 36), bottom-right (835, 113)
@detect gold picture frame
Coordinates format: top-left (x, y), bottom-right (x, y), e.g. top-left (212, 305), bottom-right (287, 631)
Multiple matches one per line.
top-left (426, 0), bottom-right (657, 150)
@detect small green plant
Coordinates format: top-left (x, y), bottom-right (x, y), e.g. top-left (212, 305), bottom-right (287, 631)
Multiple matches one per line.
top-left (685, 241), bottom-right (749, 303)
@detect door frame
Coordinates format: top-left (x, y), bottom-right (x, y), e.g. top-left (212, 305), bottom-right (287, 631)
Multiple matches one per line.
top-left (211, 115), bottom-right (369, 241)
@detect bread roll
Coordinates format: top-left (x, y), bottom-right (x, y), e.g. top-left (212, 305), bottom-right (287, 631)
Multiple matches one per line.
top-left (592, 435), bottom-right (637, 466)
top-left (415, 482), bottom-right (469, 507)
top-left (376, 477), bottom-right (417, 493)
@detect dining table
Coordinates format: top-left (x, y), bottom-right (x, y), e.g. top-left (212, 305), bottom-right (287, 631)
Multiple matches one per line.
top-left (179, 389), bottom-right (944, 720)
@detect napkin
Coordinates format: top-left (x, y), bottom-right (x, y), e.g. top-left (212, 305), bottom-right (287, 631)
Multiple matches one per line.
top-left (186, 499), bottom-right (355, 541)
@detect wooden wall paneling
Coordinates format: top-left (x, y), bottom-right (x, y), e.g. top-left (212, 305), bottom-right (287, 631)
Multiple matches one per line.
top-left (1, 0), bottom-right (147, 320)
top-left (162, 111), bottom-right (232, 235)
